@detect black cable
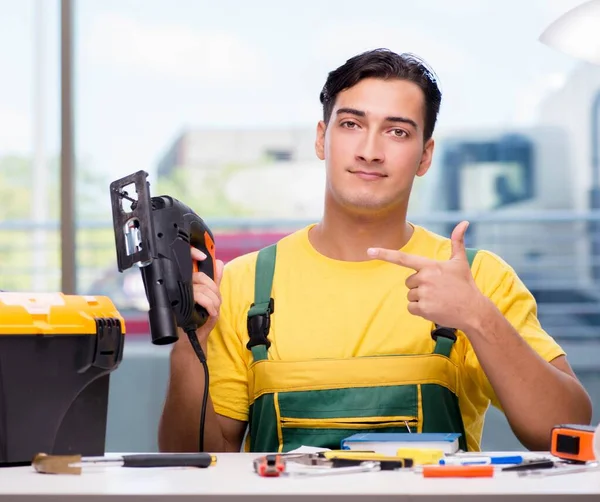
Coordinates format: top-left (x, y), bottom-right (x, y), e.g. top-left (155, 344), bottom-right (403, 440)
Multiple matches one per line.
top-left (186, 329), bottom-right (208, 453)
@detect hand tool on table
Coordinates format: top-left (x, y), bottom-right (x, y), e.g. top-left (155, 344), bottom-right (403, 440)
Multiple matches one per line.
top-left (33, 452), bottom-right (216, 475)
top-left (290, 462), bottom-right (380, 477)
top-left (417, 454), bottom-right (547, 478)
top-left (420, 465), bottom-right (495, 478)
top-left (253, 452), bottom-right (411, 478)
top-left (253, 454), bottom-right (287, 477)
top-left (501, 459), bottom-right (557, 472)
top-left (418, 457), bottom-right (566, 478)
top-left (396, 448), bottom-right (444, 465)
top-left (517, 462), bottom-right (600, 477)
top-left (550, 424), bottom-right (597, 463)
top-left (440, 454), bottom-right (528, 465)
top-left (318, 451), bottom-right (414, 467)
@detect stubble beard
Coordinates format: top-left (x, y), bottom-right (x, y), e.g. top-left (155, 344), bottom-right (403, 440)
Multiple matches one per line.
top-left (328, 183), bottom-right (403, 217)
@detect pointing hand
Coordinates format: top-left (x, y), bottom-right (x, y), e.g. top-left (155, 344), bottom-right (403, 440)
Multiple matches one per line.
top-left (367, 221), bottom-right (484, 331)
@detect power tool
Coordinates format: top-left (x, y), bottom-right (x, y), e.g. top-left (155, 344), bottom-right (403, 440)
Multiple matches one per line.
top-left (110, 170), bottom-right (216, 451)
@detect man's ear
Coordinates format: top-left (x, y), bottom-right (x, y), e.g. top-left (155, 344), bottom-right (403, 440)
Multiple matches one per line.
top-left (315, 121), bottom-right (326, 161)
top-left (416, 138), bottom-right (435, 177)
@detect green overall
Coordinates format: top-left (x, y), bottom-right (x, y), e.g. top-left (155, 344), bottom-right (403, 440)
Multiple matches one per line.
top-left (244, 244), bottom-right (478, 453)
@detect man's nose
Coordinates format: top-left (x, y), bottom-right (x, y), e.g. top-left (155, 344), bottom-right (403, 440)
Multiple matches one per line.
top-left (356, 130), bottom-right (385, 163)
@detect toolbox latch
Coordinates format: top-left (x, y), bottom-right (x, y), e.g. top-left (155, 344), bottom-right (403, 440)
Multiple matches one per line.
top-left (93, 318), bottom-right (124, 370)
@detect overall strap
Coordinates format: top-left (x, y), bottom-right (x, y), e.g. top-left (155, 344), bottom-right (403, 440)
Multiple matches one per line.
top-left (465, 248), bottom-right (478, 268)
top-left (432, 247), bottom-right (479, 357)
top-left (247, 244), bottom-right (277, 362)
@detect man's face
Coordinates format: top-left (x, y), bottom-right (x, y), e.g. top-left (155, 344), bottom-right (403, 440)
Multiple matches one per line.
top-left (315, 77), bottom-right (434, 215)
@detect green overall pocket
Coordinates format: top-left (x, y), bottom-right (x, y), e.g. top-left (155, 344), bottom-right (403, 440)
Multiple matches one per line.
top-left (247, 354), bottom-right (465, 452)
top-left (274, 385), bottom-right (421, 452)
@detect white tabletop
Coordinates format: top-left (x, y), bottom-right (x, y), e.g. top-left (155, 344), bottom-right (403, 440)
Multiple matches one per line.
top-left (1, 452), bottom-right (600, 501)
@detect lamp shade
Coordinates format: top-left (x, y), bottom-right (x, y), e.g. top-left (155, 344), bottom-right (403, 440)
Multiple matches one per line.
top-left (539, 0), bottom-right (600, 65)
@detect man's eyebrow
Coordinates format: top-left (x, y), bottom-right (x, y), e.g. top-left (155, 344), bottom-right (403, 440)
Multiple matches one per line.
top-left (336, 107), bottom-right (365, 117)
top-left (385, 116), bottom-right (418, 130)
top-left (336, 108), bottom-right (418, 130)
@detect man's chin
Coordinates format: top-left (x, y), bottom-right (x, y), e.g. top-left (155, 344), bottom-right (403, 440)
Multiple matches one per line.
top-left (340, 196), bottom-right (399, 215)
top-left (327, 188), bottom-right (405, 215)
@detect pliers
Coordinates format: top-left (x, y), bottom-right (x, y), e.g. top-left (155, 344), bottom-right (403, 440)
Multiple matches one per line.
top-left (253, 451), bottom-right (413, 477)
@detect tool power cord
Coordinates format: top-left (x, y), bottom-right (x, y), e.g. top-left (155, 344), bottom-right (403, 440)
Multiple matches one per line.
top-left (186, 329), bottom-right (209, 453)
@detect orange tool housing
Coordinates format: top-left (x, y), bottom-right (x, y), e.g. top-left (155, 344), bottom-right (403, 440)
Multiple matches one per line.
top-left (254, 454), bottom-right (286, 477)
top-left (422, 465), bottom-right (494, 478)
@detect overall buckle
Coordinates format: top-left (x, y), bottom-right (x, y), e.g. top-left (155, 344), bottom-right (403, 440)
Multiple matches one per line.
top-left (246, 298), bottom-right (275, 349)
top-left (431, 325), bottom-right (457, 342)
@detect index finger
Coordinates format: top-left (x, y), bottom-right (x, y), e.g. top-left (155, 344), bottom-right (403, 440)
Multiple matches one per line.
top-left (367, 248), bottom-right (430, 271)
top-left (191, 246), bottom-right (207, 261)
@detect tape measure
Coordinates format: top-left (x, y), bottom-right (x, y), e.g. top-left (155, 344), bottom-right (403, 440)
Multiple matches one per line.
top-left (253, 454), bottom-right (286, 477)
top-left (551, 424), bottom-right (597, 463)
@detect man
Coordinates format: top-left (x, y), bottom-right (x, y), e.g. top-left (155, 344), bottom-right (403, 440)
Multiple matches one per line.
top-left (158, 48), bottom-right (592, 454)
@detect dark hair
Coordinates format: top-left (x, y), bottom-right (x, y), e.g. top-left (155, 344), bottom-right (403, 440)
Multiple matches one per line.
top-left (319, 48), bottom-right (442, 141)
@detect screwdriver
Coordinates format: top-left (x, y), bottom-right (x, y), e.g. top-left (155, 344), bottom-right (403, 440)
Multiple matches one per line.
top-left (33, 452), bottom-right (217, 475)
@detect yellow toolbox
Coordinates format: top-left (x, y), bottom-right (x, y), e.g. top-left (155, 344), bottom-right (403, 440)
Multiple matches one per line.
top-left (0, 292), bottom-right (125, 466)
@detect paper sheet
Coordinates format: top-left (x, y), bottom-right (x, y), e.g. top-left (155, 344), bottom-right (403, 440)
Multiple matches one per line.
top-left (287, 445), bottom-right (331, 454)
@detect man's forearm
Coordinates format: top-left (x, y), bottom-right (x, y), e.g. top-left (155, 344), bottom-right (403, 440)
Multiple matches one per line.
top-left (158, 342), bottom-right (235, 453)
top-left (464, 297), bottom-right (592, 451)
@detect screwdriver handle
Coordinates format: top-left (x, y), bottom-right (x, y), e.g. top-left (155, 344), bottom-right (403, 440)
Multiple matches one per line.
top-left (422, 465), bottom-right (494, 478)
top-left (121, 453), bottom-right (216, 468)
top-left (501, 460), bottom-right (555, 472)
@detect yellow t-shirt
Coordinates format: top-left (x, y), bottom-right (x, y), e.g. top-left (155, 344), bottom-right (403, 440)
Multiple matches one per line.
top-left (207, 223), bottom-right (566, 451)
